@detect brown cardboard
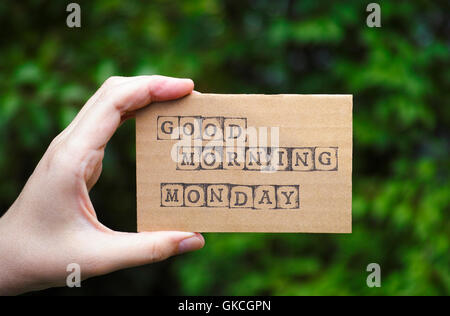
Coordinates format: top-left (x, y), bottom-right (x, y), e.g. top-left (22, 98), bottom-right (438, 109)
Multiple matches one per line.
top-left (136, 94), bottom-right (352, 233)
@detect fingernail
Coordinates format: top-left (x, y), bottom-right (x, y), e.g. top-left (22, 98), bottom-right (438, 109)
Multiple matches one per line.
top-left (178, 233), bottom-right (204, 254)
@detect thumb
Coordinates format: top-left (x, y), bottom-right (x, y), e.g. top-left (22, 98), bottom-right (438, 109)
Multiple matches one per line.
top-left (86, 231), bottom-right (205, 277)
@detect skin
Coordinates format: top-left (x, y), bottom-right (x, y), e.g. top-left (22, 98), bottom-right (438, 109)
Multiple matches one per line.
top-left (0, 75), bottom-right (205, 295)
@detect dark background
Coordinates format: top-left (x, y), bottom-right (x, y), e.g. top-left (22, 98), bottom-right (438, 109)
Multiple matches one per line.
top-left (0, 0), bottom-right (448, 295)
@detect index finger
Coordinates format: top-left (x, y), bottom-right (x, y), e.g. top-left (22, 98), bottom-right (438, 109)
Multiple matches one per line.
top-left (69, 75), bottom-right (194, 151)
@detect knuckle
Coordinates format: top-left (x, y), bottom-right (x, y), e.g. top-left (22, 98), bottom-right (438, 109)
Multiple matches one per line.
top-left (48, 133), bottom-right (63, 150)
top-left (46, 134), bottom-right (65, 162)
top-left (149, 243), bottom-right (169, 262)
top-left (47, 145), bottom-right (70, 170)
top-left (149, 74), bottom-right (161, 80)
top-left (103, 76), bottom-right (123, 89)
top-left (98, 77), bottom-right (124, 103)
top-left (44, 137), bottom-right (80, 175)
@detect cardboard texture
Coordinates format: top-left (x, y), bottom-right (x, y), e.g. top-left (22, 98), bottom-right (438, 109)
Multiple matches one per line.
top-left (136, 94), bottom-right (352, 233)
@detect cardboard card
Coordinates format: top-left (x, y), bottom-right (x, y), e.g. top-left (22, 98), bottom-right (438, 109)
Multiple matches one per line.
top-left (136, 94), bottom-right (352, 233)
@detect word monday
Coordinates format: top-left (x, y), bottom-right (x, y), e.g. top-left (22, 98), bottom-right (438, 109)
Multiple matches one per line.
top-left (161, 183), bottom-right (300, 209)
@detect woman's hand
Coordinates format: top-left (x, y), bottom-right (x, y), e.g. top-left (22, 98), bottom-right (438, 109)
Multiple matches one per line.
top-left (0, 75), bottom-right (205, 295)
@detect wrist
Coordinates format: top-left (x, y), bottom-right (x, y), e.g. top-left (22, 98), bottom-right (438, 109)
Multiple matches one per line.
top-left (0, 208), bottom-right (35, 295)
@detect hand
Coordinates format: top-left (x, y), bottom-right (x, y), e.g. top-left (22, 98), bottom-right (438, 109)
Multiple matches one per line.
top-left (0, 75), bottom-right (205, 295)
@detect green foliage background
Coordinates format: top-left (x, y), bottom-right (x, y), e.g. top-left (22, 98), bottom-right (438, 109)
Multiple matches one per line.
top-left (0, 0), bottom-right (448, 295)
